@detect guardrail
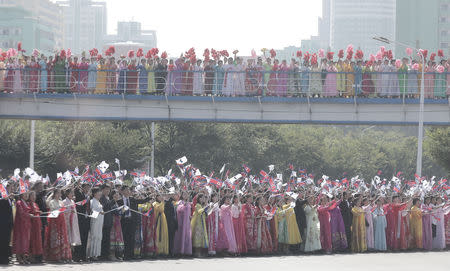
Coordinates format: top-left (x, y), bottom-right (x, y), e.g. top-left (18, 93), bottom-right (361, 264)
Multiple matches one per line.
top-left (1, 68), bottom-right (450, 99)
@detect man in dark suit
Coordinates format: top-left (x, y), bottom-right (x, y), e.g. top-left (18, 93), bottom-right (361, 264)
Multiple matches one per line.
top-left (339, 191), bottom-right (353, 251)
top-left (117, 185), bottom-right (150, 260)
top-left (74, 183), bottom-right (91, 261)
top-left (100, 184), bottom-right (114, 260)
top-left (164, 194), bottom-right (178, 257)
top-left (0, 183), bottom-right (13, 265)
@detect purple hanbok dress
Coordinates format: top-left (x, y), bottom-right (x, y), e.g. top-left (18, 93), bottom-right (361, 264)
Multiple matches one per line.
top-left (173, 201), bottom-right (192, 255)
top-left (277, 64), bottom-right (289, 96)
top-left (168, 58), bottom-right (184, 95)
top-left (329, 205), bottom-right (348, 251)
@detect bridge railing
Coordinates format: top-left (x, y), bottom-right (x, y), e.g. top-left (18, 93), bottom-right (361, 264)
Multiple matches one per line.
top-left (1, 68), bottom-right (450, 99)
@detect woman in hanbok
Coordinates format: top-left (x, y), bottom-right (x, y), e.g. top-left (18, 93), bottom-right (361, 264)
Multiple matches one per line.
top-left (362, 62), bottom-right (375, 96)
top-left (336, 60), bottom-right (345, 95)
top-left (424, 62), bottom-right (435, 98)
top-left (170, 58), bottom-right (183, 95)
top-left (409, 198), bottom-right (423, 249)
top-left (222, 57), bottom-right (235, 96)
top-left (39, 56), bottom-right (48, 92)
top-left (372, 198), bottom-right (387, 251)
top-left (192, 59), bottom-right (203, 95)
top-left (62, 189), bottom-right (81, 248)
top-left (216, 196), bottom-right (237, 254)
top-left (254, 196), bottom-right (272, 254)
top-left (267, 59), bottom-right (279, 96)
top-left (191, 194), bottom-right (208, 257)
top-left (329, 198), bottom-right (347, 251)
top-left (351, 197), bottom-right (367, 253)
top-left (206, 193), bottom-right (219, 255)
top-left (234, 57), bottom-right (246, 96)
top-left (309, 61), bottom-right (322, 96)
top-left (317, 196), bottom-right (333, 252)
top-left (300, 60), bottom-right (310, 95)
top-left (95, 58), bottom-right (107, 94)
top-left (173, 191), bottom-right (192, 256)
top-left (432, 197), bottom-right (446, 250)
top-left (407, 60), bottom-right (419, 97)
top-left (44, 189), bottom-right (72, 262)
top-left (241, 194), bottom-right (256, 252)
top-left (398, 58), bottom-right (408, 96)
top-left (399, 199), bottom-right (410, 250)
top-left (12, 192), bottom-right (32, 264)
top-left (140, 199), bottom-right (155, 257)
top-left (288, 59), bottom-right (300, 96)
top-left (345, 61), bottom-right (355, 96)
top-left (86, 188), bottom-right (104, 260)
top-left (146, 58), bottom-right (156, 93)
top-left (277, 60), bottom-right (289, 97)
top-left (354, 61), bottom-right (363, 96)
top-left (422, 197), bottom-right (433, 250)
top-left (28, 191), bottom-right (43, 263)
top-left (78, 57), bottom-right (89, 93)
top-left (324, 62), bottom-right (338, 97)
top-left (362, 198), bottom-right (374, 250)
top-left (388, 60), bottom-right (400, 96)
top-left (137, 59), bottom-right (148, 94)
top-left (106, 57), bottom-right (117, 94)
top-left (214, 60), bottom-right (225, 95)
top-left (87, 58), bottom-right (98, 93)
top-left (53, 55), bottom-right (66, 93)
top-left (126, 59), bottom-right (138, 94)
top-left (5, 58), bottom-right (22, 93)
top-left (284, 197), bottom-right (301, 246)
top-left (110, 191), bottom-right (124, 259)
top-left (153, 194), bottom-right (169, 255)
top-left (117, 59), bottom-right (127, 94)
top-left (265, 197), bottom-right (278, 252)
top-left (28, 57), bottom-right (40, 92)
top-left (231, 195), bottom-right (247, 254)
top-left (203, 59), bottom-right (215, 95)
top-left (277, 198), bottom-right (288, 252)
top-left (379, 59), bottom-right (390, 97)
top-left (245, 59), bottom-right (257, 95)
top-left (304, 196), bottom-right (321, 252)
top-left (434, 61), bottom-right (447, 98)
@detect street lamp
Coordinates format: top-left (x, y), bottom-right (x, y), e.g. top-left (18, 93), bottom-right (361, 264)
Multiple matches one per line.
top-left (373, 37), bottom-right (426, 177)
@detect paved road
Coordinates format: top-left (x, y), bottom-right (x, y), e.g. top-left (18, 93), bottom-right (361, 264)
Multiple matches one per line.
top-left (6, 251), bottom-right (450, 271)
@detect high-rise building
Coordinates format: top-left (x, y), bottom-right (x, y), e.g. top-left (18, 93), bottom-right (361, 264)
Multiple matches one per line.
top-left (0, 0), bottom-right (63, 54)
top-left (396, 0), bottom-right (450, 58)
top-left (57, 0), bottom-right (107, 54)
top-left (103, 21), bottom-right (157, 51)
top-left (329, 0), bottom-right (396, 54)
top-left (318, 0), bottom-right (331, 50)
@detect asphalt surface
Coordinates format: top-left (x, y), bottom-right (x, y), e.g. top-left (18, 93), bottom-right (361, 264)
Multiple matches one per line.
top-left (5, 251), bottom-right (450, 271)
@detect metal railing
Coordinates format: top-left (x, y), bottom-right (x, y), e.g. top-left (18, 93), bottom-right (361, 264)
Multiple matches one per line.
top-left (1, 68), bottom-right (450, 99)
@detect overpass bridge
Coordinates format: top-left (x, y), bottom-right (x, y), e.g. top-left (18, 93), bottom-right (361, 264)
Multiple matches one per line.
top-left (1, 93), bottom-right (450, 126)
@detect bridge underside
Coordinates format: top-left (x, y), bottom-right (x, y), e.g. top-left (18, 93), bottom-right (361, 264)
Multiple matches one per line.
top-left (0, 94), bottom-right (449, 126)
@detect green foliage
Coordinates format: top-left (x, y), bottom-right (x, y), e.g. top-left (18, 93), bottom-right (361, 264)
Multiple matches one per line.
top-left (0, 119), bottom-right (448, 180)
top-left (425, 127), bottom-right (450, 174)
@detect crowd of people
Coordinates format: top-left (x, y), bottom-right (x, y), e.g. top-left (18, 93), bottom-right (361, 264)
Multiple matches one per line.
top-left (1, 45), bottom-right (450, 98)
top-left (0, 158), bottom-right (449, 265)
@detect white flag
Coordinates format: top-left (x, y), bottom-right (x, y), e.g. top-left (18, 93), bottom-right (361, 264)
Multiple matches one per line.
top-left (176, 156), bottom-right (187, 165)
top-left (219, 164), bottom-right (226, 174)
top-left (115, 158), bottom-right (120, 165)
top-left (268, 165), bottom-right (274, 172)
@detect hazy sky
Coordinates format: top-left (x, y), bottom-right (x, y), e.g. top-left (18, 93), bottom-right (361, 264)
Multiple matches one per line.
top-left (58, 0), bottom-right (322, 56)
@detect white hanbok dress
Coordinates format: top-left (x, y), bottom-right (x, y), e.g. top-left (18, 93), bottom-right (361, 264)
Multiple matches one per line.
top-left (304, 205), bottom-right (322, 252)
top-left (86, 198), bottom-right (104, 258)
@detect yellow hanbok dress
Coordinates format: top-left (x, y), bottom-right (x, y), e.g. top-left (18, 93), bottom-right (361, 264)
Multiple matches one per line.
top-left (351, 206), bottom-right (367, 252)
top-left (345, 64), bottom-right (355, 96)
top-left (283, 204), bottom-right (302, 245)
top-left (95, 64), bottom-right (107, 94)
top-left (153, 201), bottom-right (169, 255)
top-left (191, 203), bottom-right (208, 248)
top-left (409, 206), bottom-right (423, 249)
top-left (147, 63), bottom-right (156, 93)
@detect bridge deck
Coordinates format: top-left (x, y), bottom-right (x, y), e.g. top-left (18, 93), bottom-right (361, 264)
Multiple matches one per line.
top-left (1, 93), bottom-right (449, 125)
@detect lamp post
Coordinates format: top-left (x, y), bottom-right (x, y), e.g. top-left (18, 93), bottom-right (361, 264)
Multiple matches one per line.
top-left (373, 37), bottom-right (425, 177)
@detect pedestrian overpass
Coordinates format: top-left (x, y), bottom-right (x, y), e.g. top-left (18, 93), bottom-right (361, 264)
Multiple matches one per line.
top-left (1, 93), bottom-right (450, 126)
